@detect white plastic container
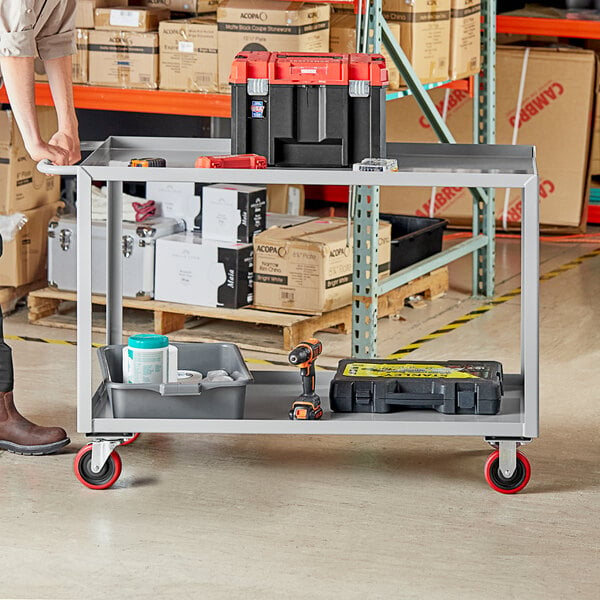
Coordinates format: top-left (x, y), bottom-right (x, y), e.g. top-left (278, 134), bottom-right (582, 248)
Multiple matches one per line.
top-left (122, 334), bottom-right (178, 384)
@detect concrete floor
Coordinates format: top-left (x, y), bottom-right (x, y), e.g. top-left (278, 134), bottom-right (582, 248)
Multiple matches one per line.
top-left (0, 237), bottom-right (599, 599)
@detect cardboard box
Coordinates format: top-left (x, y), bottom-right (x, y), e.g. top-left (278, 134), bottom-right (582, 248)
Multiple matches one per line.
top-left (217, 0), bottom-right (330, 94)
top-left (0, 108), bottom-right (62, 215)
top-left (591, 93), bottom-right (600, 176)
top-left (266, 184), bottom-right (305, 215)
top-left (383, 0), bottom-right (451, 85)
top-left (130, 0), bottom-right (218, 12)
top-left (201, 184), bottom-right (267, 243)
top-left (159, 18), bottom-right (218, 92)
top-left (155, 232), bottom-right (254, 308)
top-left (95, 6), bottom-right (170, 32)
top-left (450, 0), bottom-right (481, 80)
top-left (0, 202), bottom-right (62, 287)
top-left (253, 218), bottom-right (391, 313)
top-left (146, 181), bottom-right (200, 230)
top-left (383, 46), bottom-right (597, 232)
top-left (88, 29), bottom-right (159, 89)
top-left (76, 0), bottom-right (122, 29)
top-left (265, 213), bottom-right (315, 229)
top-left (34, 29), bottom-right (89, 84)
top-left (328, 12), bottom-right (400, 90)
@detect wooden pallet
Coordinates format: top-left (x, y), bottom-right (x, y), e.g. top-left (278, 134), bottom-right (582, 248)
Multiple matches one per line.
top-left (0, 280), bottom-right (46, 315)
top-left (27, 268), bottom-right (448, 352)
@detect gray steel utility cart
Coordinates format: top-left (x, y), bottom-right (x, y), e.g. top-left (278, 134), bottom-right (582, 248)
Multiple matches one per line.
top-left (39, 137), bottom-right (539, 493)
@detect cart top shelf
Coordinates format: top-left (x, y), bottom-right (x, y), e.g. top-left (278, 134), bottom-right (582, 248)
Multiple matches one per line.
top-left (44, 137), bottom-right (537, 190)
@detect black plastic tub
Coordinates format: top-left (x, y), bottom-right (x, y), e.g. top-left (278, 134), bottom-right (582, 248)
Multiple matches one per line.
top-left (380, 214), bottom-right (447, 273)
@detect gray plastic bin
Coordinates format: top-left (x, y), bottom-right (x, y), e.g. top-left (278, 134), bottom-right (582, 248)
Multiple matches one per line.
top-left (98, 343), bottom-right (253, 419)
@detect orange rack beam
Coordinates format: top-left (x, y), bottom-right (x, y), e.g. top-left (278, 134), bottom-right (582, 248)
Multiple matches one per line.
top-left (497, 15), bottom-right (600, 40)
top-left (0, 84), bottom-right (232, 118)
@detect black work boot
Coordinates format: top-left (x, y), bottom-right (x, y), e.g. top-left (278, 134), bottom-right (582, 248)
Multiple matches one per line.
top-left (0, 392), bottom-right (70, 455)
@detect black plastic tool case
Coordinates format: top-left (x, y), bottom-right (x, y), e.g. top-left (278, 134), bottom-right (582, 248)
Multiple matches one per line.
top-left (330, 359), bottom-right (503, 415)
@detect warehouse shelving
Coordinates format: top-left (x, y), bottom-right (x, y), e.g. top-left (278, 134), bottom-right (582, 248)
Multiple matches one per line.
top-left (497, 10), bottom-right (600, 39)
top-left (4, 0), bottom-right (500, 357)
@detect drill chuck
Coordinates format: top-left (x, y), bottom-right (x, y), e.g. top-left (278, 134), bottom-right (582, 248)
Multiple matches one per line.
top-left (289, 347), bottom-right (311, 365)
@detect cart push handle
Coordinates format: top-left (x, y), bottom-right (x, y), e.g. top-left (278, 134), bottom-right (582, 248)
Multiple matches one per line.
top-left (37, 142), bottom-right (104, 176)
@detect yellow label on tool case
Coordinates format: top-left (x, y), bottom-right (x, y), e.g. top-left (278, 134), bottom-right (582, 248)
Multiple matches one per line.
top-left (342, 363), bottom-right (479, 379)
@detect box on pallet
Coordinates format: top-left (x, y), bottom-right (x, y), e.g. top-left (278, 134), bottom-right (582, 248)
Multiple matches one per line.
top-left (0, 202), bottom-right (62, 287)
top-left (76, 0), bottom-right (122, 29)
top-left (94, 6), bottom-right (170, 32)
top-left (201, 184), bottom-right (266, 243)
top-left (35, 29), bottom-right (89, 84)
top-left (130, 0), bottom-right (219, 13)
top-left (383, 0), bottom-right (451, 85)
top-left (47, 216), bottom-right (184, 298)
top-left (0, 107), bottom-right (61, 214)
top-left (329, 12), bottom-right (401, 90)
top-left (159, 18), bottom-right (218, 92)
top-left (88, 30), bottom-right (159, 89)
top-left (146, 182), bottom-right (201, 230)
top-left (253, 218), bottom-right (391, 314)
top-left (216, 0), bottom-right (331, 94)
top-left (155, 232), bottom-right (254, 308)
top-left (267, 184), bottom-right (305, 215)
top-left (383, 46), bottom-right (597, 232)
top-left (450, 0), bottom-right (481, 80)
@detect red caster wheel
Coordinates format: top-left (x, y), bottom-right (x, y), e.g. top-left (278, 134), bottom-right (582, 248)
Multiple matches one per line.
top-left (485, 450), bottom-right (531, 494)
top-left (120, 433), bottom-right (140, 446)
top-left (74, 444), bottom-right (122, 490)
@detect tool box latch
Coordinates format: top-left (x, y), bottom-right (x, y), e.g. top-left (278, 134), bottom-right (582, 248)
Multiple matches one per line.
top-left (248, 78), bottom-right (268, 96)
top-left (349, 80), bottom-right (370, 98)
top-left (353, 381), bottom-right (374, 406)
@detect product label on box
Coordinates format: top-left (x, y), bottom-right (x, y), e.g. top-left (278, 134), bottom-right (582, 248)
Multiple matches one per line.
top-left (178, 41), bottom-right (194, 53)
top-left (251, 100), bottom-right (265, 119)
top-left (343, 363), bottom-right (478, 378)
top-left (110, 10), bottom-right (140, 28)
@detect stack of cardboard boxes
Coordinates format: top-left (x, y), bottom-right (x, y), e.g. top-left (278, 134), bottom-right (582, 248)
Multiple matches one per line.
top-left (331, 0), bottom-right (481, 89)
top-left (33, 1), bottom-right (480, 93)
top-left (383, 45), bottom-right (597, 232)
top-left (154, 184), bottom-right (267, 308)
top-left (0, 109), bottom-right (63, 288)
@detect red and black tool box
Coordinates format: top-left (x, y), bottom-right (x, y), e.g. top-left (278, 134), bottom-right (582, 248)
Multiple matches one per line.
top-left (230, 51), bottom-right (388, 168)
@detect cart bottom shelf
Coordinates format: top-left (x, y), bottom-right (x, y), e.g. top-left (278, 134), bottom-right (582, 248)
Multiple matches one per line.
top-left (89, 371), bottom-right (534, 438)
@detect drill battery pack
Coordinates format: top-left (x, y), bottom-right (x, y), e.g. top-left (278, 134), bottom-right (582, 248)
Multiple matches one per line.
top-left (329, 359), bottom-right (504, 415)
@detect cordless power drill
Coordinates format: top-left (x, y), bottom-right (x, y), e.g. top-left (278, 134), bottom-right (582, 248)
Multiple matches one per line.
top-left (288, 339), bottom-right (323, 420)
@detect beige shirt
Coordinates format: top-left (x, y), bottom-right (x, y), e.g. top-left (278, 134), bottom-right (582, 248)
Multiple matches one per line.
top-left (0, 0), bottom-right (76, 61)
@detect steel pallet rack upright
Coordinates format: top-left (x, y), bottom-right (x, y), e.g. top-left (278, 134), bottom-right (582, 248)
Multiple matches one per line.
top-left (350, 0), bottom-right (497, 358)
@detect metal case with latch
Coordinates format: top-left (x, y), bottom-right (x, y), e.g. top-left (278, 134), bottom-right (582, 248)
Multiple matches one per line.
top-left (47, 215), bottom-right (184, 298)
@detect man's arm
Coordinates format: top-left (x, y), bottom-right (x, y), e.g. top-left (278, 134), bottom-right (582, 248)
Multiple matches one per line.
top-left (44, 54), bottom-right (80, 165)
top-left (0, 56), bottom-right (69, 165)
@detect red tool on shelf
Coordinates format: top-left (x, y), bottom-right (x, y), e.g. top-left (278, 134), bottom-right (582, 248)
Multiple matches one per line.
top-left (194, 154), bottom-right (267, 169)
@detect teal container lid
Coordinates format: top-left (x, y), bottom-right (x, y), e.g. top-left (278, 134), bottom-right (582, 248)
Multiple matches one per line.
top-left (128, 334), bottom-right (169, 350)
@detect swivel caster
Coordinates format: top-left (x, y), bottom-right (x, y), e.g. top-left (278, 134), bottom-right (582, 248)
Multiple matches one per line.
top-left (485, 450), bottom-right (531, 494)
top-left (120, 433), bottom-right (140, 446)
top-left (74, 443), bottom-right (122, 490)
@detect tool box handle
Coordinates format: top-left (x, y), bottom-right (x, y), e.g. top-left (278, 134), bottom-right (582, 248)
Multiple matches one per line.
top-left (385, 393), bottom-right (445, 407)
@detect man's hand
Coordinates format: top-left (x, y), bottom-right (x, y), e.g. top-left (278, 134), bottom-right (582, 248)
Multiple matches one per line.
top-left (25, 140), bottom-right (70, 166)
top-left (49, 130), bottom-right (81, 165)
